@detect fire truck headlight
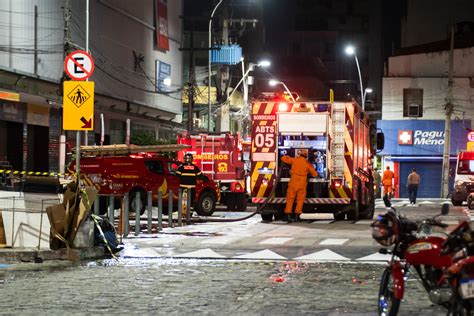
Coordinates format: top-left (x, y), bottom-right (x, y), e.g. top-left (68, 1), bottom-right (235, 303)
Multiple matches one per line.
top-left (278, 102), bottom-right (288, 112)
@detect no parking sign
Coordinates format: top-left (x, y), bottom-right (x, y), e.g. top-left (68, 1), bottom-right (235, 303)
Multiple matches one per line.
top-left (64, 50), bottom-right (94, 80)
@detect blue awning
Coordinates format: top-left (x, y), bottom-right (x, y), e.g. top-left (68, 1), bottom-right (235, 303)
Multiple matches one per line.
top-left (386, 156), bottom-right (457, 162)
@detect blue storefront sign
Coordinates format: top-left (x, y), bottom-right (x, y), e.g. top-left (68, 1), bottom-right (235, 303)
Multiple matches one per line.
top-left (376, 120), bottom-right (471, 156)
top-left (155, 60), bottom-right (171, 92)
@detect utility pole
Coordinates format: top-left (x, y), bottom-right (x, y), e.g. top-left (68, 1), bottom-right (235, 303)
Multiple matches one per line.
top-left (187, 23), bottom-right (195, 133)
top-left (441, 25), bottom-right (455, 198)
top-left (34, 5), bottom-right (38, 75)
top-left (180, 16), bottom-right (216, 132)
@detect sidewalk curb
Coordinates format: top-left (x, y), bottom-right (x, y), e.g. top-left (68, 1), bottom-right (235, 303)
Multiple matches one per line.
top-left (0, 247), bottom-right (106, 263)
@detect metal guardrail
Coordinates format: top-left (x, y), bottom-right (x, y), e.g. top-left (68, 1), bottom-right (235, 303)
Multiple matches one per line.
top-left (0, 196), bottom-right (60, 248)
top-left (93, 189), bottom-right (192, 241)
top-left (0, 189), bottom-right (192, 249)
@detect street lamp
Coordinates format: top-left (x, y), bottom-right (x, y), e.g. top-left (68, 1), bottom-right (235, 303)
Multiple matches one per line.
top-left (208, 0), bottom-right (224, 131)
top-left (269, 79), bottom-right (296, 103)
top-left (227, 60), bottom-right (271, 101)
top-left (363, 87), bottom-right (372, 104)
top-left (345, 45), bottom-right (365, 110)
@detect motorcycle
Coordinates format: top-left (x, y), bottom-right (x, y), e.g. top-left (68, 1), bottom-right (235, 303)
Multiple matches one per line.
top-left (371, 202), bottom-right (459, 315)
top-left (440, 219), bottom-right (474, 314)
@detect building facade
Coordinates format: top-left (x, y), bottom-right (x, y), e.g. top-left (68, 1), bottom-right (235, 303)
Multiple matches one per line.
top-left (378, 47), bottom-right (474, 198)
top-left (0, 0), bottom-right (184, 174)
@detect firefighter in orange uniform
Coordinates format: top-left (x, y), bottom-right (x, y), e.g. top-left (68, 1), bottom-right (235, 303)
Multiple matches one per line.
top-left (281, 150), bottom-right (318, 222)
top-left (176, 153), bottom-right (202, 217)
top-left (382, 166), bottom-right (395, 200)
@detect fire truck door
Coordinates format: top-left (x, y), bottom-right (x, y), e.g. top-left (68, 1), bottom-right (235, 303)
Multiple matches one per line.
top-left (166, 161), bottom-right (181, 200)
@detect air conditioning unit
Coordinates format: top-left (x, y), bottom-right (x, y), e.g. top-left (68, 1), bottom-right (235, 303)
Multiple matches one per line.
top-left (408, 103), bottom-right (420, 117)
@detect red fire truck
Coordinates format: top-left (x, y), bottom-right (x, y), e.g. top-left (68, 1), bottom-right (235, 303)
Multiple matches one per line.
top-left (250, 99), bottom-right (378, 221)
top-left (70, 144), bottom-right (219, 216)
top-left (177, 133), bottom-right (247, 211)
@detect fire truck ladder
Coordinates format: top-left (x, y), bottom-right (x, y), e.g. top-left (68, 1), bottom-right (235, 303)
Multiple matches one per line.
top-left (200, 135), bottom-right (215, 176)
top-left (331, 102), bottom-right (345, 178)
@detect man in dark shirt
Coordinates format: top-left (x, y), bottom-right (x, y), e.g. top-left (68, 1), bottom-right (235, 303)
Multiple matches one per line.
top-left (176, 153), bottom-right (202, 215)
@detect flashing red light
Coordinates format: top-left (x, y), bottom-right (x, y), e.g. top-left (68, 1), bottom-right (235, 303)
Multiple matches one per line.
top-left (235, 183), bottom-right (242, 191)
top-left (460, 151), bottom-right (474, 160)
top-left (262, 178), bottom-right (269, 186)
top-left (333, 179), bottom-right (342, 188)
top-left (278, 102), bottom-right (288, 112)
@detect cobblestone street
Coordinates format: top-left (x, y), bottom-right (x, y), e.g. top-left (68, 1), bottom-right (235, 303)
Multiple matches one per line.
top-left (1, 258), bottom-right (445, 315)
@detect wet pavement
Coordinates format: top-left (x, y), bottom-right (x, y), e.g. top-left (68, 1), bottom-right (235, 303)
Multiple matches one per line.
top-left (0, 258), bottom-right (445, 315)
top-left (0, 198), bottom-right (466, 315)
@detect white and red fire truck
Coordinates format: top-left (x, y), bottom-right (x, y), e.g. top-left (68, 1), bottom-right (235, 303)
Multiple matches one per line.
top-left (177, 133), bottom-right (247, 211)
top-left (250, 99), bottom-right (378, 221)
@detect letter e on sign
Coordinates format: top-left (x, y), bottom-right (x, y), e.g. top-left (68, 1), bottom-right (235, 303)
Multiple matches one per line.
top-left (64, 50), bottom-right (95, 80)
top-left (468, 131), bottom-right (474, 142)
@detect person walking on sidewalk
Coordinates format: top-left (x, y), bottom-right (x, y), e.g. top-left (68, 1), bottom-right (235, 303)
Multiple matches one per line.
top-left (407, 168), bottom-right (421, 204)
top-left (382, 166), bottom-right (395, 200)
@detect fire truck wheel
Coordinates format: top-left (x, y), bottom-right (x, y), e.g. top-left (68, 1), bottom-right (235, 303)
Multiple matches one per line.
top-left (261, 213), bottom-right (274, 222)
top-left (196, 191), bottom-right (216, 216)
top-left (468, 195), bottom-right (474, 210)
top-left (451, 198), bottom-right (463, 206)
top-left (333, 211), bottom-right (346, 221)
top-left (346, 204), bottom-right (358, 221)
top-left (226, 194), bottom-right (237, 211)
top-left (236, 193), bottom-right (247, 211)
top-left (129, 189), bottom-right (146, 215)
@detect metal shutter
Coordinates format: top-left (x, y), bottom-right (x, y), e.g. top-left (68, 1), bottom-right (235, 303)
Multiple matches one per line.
top-left (399, 162), bottom-right (441, 198)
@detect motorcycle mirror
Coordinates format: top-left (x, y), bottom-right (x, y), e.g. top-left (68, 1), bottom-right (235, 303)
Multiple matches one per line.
top-left (441, 203), bottom-right (450, 216)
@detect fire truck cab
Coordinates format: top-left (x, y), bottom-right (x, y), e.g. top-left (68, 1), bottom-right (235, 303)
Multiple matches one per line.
top-left (250, 100), bottom-right (376, 221)
top-left (178, 133), bottom-right (247, 211)
top-left (71, 144), bottom-right (219, 216)
top-left (451, 151), bottom-right (474, 206)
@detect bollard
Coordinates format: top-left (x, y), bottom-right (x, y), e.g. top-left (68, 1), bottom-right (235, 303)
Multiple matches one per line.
top-left (37, 200), bottom-right (44, 251)
top-left (94, 196), bottom-right (100, 215)
top-left (186, 190), bottom-right (192, 225)
top-left (147, 191), bottom-right (152, 234)
top-left (11, 197), bottom-right (15, 247)
top-left (177, 190), bottom-right (182, 227)
top-left (108, 195), bottom-right (114, 223)
top-left (157, 190), bottom-right (162, 231)
top-left (168, 190), bottom-right (173, 228)
top-left (135, 191), bottom-right (141, 236)
top-left (124, 193), bottom-right (129, 237)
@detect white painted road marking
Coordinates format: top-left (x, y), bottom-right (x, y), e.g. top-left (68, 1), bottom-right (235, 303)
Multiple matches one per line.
top-left (259, 237), bottom-right (293, 245)
top-left (319, 238), bottom-right (349, 245)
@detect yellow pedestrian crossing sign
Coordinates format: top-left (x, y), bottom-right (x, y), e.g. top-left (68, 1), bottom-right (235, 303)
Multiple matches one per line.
top-left (63, 81), bottom-right (94, 130)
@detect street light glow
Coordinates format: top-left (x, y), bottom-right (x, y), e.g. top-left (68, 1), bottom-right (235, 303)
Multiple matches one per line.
top-left (345, 45), bottom-right (355, 55)
top-left (258, 60), bottom-right (271, 68)
top-left (365, 88), bottom-right (373, 93)
top-left (269, 79), bottom-right (279, 86)
top-left (163, 78), bottom-right (171, 86)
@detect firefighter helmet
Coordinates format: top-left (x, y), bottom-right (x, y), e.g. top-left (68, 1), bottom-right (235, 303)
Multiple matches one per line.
top-left (371, 212), bottom-right (399, 246)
